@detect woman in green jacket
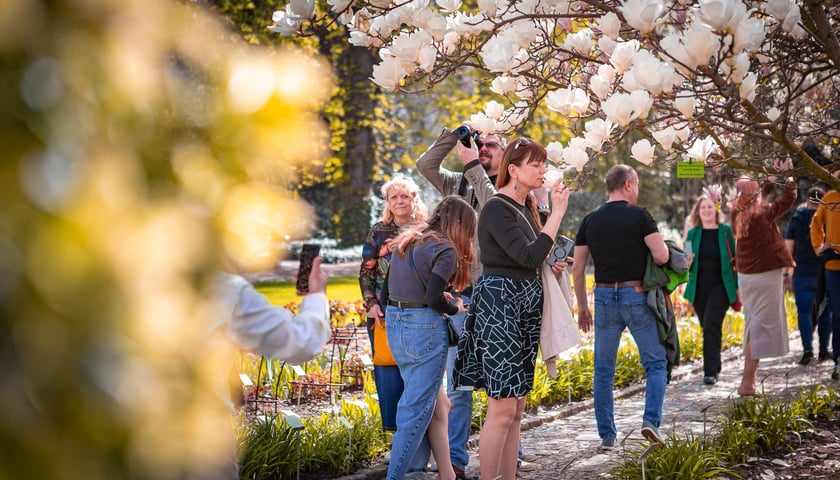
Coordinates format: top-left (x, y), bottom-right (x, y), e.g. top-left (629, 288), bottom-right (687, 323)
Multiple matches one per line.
top-left (684, 193), bottom-right (738, 385)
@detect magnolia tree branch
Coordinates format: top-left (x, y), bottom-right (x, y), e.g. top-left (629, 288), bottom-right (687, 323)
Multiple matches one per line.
top-left (271, 0), bottom-right (840, 190)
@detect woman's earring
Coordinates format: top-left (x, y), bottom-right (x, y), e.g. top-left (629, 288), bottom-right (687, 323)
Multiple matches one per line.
top-left (513, 178), bottom-right (518, 191)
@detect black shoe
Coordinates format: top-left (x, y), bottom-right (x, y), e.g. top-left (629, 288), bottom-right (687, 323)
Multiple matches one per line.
top-left (832, 365), bottom-right (839, 381)
top-left (798, 351), bottom-right (814, 366)
top-left (819, 351), bottom-right (832, 362)
top-left (703, 376), bottom-right (717, 385)
top-left (452, 464), bottom-right (477, 480)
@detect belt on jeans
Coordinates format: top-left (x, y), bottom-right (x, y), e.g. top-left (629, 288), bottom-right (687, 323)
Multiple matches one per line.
top-left (594, 280), bottom-right (643, 289)
top-left (388, 299), bottom-right (428, 309)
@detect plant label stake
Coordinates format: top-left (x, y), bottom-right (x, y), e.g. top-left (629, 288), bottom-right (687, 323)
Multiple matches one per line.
top-left (282, 410), bottom-right (305, 480)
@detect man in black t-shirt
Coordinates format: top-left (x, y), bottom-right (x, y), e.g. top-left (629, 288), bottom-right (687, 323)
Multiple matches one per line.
top-left (572, 164), bottom-right (670, 450)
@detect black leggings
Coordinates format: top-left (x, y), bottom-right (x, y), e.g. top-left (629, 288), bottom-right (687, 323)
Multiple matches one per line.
top-left (692, 283), bottom-right (731, 377)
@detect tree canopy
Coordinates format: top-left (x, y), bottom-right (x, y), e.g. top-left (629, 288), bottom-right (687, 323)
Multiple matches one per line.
top-left (270, 0), bottom-right (840, 190)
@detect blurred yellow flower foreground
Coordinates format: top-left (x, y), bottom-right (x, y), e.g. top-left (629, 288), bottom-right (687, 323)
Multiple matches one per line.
top-left (0, 1), bottom-right (333, 478)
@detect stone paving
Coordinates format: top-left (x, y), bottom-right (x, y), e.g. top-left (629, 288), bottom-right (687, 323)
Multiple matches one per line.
top-left (339, 331), bottom-right (839, 480)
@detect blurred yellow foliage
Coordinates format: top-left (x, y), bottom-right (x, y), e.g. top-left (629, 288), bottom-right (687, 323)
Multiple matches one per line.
top-left (0, 1), bottom-right (332, 478)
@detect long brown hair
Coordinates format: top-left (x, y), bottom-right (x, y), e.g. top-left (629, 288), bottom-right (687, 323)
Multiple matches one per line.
top-left (732, 177), bottom-right (760, 239)
top-left (392, 196), bottom-right (476, 292)
top-left (496, 137), bottom-right (546, 227)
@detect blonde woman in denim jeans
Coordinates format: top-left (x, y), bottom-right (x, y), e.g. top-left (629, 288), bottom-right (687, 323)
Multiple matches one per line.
top-left (381, 196), bottom-right (476, 480)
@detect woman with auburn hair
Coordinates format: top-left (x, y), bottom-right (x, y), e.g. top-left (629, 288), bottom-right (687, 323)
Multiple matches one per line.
top-left (683, 189), bottom-right (738, 385)
top-left (381, 195), bottom-right (476, 480)
top-left (729, 159), bottom-right (796, 397)
top-left (359, 175), bottom-right (427, 434)
top-left (455, 138), bottom-right (570, 480)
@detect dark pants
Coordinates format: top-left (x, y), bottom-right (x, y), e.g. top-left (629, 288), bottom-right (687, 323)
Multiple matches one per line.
top-left (693, 284), bottom-right (730, 378)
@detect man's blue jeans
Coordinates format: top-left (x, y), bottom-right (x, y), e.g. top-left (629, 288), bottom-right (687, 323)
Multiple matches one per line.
top-left (446, 294), bottom-right (472, 470)
top-left (593, 287), bottom-right (667, 441)
top-left (793, 273), bottom-right (832, 354)
top-left (385, 306), bottom-right (449, 480)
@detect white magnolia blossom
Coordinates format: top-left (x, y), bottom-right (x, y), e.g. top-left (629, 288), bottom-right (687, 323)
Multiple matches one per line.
top-left (545, 87), bottom-right (590, 116)
top-left (415, 9), bottom-right (448, 41)
top-left (389, 30), bottom-right (436, 72)
top-left (767, 107), bottom-right (781, 121)
top-left (631, 139), bottom-right (655, 166)
top-left (327, 0), bottom-right (352, 11)
top-left (625, 49), bottom-right (675, 94)
top-left (659, 33), bottom-right (695, 73)
top-left (507, 21), bottom-right (540, 48)
top-left (562, 137), bottom-right (589, 172)
top-left (602, 92), bottom-right (633, 127)
top-left (470, 112), bottom-right (496, 133)
top-left (288, 0), bottom-right (316, 20)
top-left (477, 0), bottom-right (497, 17)
top-left (490, 75), bottom-right (517, 95)
top-left (733, 17), bottom-right (766, 54)
top-left (597, 12), bottom-right (621, 40)
top-left (484, 100), bottom-right (505, 120)
top-left (674, 91), bottom-right (695, 119)
top-left (564, 29), bottom-right (593, 56)
top-left (269, 11), bottom-right (302, 35)
top-left (452, 12), bottom-right (493, 36)
top-left (675, 124), bottom-right (691, 143)
top-left (740, 71), bottom-right (758, 102)
top-left (683, 22), bottom-right (720, 67)
top-left (765, 0), bottom-right (794, 20)
top-left (370, 55), bottom-right (407, 90)
top-left (590, 72), bottom-right (613, 100)
top-left (442, 30), bottom-right (461, 54)
top-left (725, 52), bottom-right (751, 83)
top-left (543, 164), bottom-right (564, 188)
top-left (583, 118), bottom-right (615, 152)
top-left (696, 0), bottom-right (749, 32)
top-left (610, 40), bottom-right (639, 74)
top-left (620, 0), bottom-right (664, 34)
top-left (545, 143), bottom-right (564, 167)
top-left (598, 36), bottom-right (617, 56)
top-left (349, 31), bottom-right (382, 47)
top-left (686, 136), bottom-right (719, 163)
top-left (480, 34), bottom-right (521, 73)
top-left (436, 0), bottom-right (461, 14)
top-left (652, 126), bottom-right (677, 152)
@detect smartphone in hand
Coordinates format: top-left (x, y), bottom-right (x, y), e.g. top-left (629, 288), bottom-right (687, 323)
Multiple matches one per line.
top-left (295, 244), bottom-right (321, 294)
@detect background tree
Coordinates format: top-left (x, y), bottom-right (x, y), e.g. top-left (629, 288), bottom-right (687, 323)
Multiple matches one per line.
top-left (270, 0), bottom-right (840, 194)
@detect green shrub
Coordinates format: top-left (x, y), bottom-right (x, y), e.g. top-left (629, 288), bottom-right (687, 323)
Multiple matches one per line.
top-left (611, 432), bottom-right (740, 480)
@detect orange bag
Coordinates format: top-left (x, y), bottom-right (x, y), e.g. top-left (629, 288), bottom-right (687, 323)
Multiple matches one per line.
top-left (372, 320), bottom-right (396, 366)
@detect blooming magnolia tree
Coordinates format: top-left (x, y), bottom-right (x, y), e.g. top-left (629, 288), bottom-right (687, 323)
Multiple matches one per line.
top-left (272, 0), bottom-right (839, 189)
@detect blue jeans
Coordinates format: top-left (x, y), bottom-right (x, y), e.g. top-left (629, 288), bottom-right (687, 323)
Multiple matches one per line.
top-left (385, 306), bottom-right (449, 480)
top-left (793, 273), bottom-right (833, 353)
top-left (825, 271), bottom-right (840, 362)
top-left (593, 287), bottom-right (667, 441)
top-left (446, 294), bottom-right (472, 470)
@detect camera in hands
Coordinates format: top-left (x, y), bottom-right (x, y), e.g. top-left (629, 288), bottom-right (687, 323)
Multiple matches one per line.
top-left (453, 125), bottom-right (483, 149)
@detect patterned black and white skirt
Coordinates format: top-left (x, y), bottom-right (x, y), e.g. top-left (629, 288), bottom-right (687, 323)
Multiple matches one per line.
top-left (453, 274), bottom-right (543, 399)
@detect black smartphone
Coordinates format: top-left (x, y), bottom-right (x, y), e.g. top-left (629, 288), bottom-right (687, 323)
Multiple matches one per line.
top-left (295, 244), bottom-right (321, 294)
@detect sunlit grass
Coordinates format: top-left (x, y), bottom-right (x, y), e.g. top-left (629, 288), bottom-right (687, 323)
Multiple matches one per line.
top-left (256, 276), bottom-right (363, 306)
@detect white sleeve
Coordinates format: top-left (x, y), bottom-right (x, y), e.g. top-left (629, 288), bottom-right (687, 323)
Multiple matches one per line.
top-left (222, 275), bottom-right (331, 364)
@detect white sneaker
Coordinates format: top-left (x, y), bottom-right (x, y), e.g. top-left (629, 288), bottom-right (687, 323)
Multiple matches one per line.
top-left (517, 460), bottom-right (538, 472)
